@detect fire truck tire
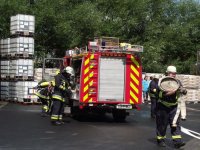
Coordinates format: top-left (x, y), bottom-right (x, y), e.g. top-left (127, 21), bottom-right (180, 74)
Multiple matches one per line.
top-left (112, 109), bottom-right (127, 122)
top-left (71, 106), bottom-right (87, 121)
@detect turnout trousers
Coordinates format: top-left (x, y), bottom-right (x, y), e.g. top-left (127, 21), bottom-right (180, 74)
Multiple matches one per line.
top-left (156, 102), bottom-right (183, 143)
top-left (51, 99), bottom-right (65, 122)
top-left (150, 97), bottom-right (157, 117)
top-left (39, 98), bottom-right (49, 114)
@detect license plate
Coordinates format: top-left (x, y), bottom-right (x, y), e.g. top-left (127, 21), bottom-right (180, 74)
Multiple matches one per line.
top-left (116, 104), bottom-right (132, 109)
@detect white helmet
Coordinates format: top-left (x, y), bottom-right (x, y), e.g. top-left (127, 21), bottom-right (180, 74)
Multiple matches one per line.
top-left (166, 66), bottom-right (176, 73)
top-left (63, 66), bottom-right (75, 76)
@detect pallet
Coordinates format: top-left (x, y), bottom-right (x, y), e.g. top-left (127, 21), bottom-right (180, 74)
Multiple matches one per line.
top-left (9, 75), bottom-right (34, 81)
top-left (0, 99), bottom-right (9, 102)
top-left (186, 101), bottom-right (200, 104)
top-left (33, 101), bottom-right (42, 105)
top-left (0, 98), bottom-right (41, 105)
top-left (0, 54), bottom-right (8, 59)
top-left (10, 31), bottom-right (34, 37)
top-left (0, 75), bottom-right (10, 81)
top-left (7, 99), bottom-right (18, 103)
top-left (8, 53), bottom-right (34, 59)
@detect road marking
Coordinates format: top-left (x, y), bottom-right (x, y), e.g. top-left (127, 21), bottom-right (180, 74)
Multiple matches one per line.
top-left (187, 107), bottom-right (200, 112)
top-left (181, 126), bottom-right (200, 140)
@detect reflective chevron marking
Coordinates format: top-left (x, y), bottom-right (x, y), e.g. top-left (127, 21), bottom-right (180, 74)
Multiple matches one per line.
top-left (84, 76), bottom-right (89, 84)
top-left (130, 73), bottom-right (139, 85)
top-left (130, 82), bottom-right (138, 94)
top-left (84, 67), bottom-right (89, 75)
top-left (131, 65), bottom-right (139, 77)
top-left (130, 90), bottom-right (138, 103)
top-left (84, 58), bottom-right (89, 66)
top-left (83, 93), bottom-right (88, 101)
top-left (84, 85), bottom-right (88, 92)
top-left (131, 55), bottom-right (139, 68)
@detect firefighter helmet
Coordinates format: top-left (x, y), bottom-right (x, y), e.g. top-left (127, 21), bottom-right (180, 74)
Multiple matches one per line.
top-left (166, 66), bottom-right (176, 73)
top-left (63, 66), bottom-right (75, 76)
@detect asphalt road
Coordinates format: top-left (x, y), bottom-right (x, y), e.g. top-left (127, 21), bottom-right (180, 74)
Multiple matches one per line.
top-left (0, 102), bottom-right (199, 150)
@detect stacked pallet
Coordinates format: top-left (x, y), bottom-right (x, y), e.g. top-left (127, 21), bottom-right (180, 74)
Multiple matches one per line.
top-left (0, 14), bottom-right (39, 104)
top-left (176, 75), bottom-right (200, 103)
top-left (9, 81), bottom-right (38, 103)
top-left (176, 75), bottom-right (200, 89)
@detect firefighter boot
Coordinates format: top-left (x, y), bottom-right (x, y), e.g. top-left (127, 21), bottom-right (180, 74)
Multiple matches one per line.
top-left (157, 140), bottom-right (166, 147)
top-left (51, 121), bottom-right (62, 126)
top-left (59, 120), bottom-right (65, 124)
top-left (174, 141), bottom-right (185, 149)
top-left (41, 112), bottom-right (49, 117)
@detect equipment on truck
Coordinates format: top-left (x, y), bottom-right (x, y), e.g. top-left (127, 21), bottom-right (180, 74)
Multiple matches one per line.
top-left (42, 37), bottom-right (143, 121)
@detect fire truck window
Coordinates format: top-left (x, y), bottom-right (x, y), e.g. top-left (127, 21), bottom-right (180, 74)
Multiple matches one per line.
top-left (72, 59), bottom-right (82, 79)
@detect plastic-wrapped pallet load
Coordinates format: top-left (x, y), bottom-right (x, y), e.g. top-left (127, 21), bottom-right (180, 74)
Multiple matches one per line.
top-left (198, 89), bottom-right (200, 102)
top-left (43, 68), bottom-right (59, 81)
top-left (9, 59), bottom-right (34, 78)
top-left (8, 81), bottom-right (38, 103)
top-left (177, 75), bottom-right (199, 89)
top-left (10, 14), bottom-right (35, 35)
top-left (10, 37), bottom-right (34, 56)
top-left (0, 81), bottom-right (9, 100)
top-left (34, 68), bottom-right (60, 82)
top-left (34, 68), bottom-right (43, 82)
top-left (0, 60), bottom-right (9, 78)
top-left (185, 89), bottom-right (199, 103)
top-left (0, 38), bottom-right (10, 56)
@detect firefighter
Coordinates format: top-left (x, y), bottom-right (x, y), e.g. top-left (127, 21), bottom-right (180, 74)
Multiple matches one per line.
top-left (50, 66), bottom-right (74, 125)
top-left (156, 66), bottom-right (186, 148)
top-left (35, 80), bottom-right (52, 117)
top-left (149, 74), bottom-right (159, 118)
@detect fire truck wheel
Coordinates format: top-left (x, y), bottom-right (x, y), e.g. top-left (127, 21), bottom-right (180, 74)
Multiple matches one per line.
top-left (71, 106), bottom-right (87, 121)
top-left (112, 109), bottom-right (127, 122)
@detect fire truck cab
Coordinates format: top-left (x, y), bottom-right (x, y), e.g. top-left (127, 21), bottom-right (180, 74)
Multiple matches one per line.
top-left (63, 37), bottom-right (143, 121)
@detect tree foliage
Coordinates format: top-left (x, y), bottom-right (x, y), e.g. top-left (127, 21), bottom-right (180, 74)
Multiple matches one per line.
top-left (0, 0), bottom-right (200, 74)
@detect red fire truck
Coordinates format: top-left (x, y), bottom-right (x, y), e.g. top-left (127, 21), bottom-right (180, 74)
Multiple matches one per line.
top-left (43, 37), bottom-right (143, 121)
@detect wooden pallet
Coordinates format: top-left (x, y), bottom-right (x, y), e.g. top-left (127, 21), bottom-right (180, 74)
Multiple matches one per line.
top-left (10, 31), bottom-right (34, 37)
top-left (0, 53), bottom-right (8, 59)
top-left (33, 101), bottom-right (42, 105)
top-left (9, 75), bottom-right (34, 81)
top-left (0, 76), bottom-right (10, 81)
top-left (7, 99), bottom-right (18, 103)
top-left (8, 53), bottom-right (34, 59)
top-left (0, 99), bottom-right (9, 102)
top-left (186, 101), bottom-right (200, 104)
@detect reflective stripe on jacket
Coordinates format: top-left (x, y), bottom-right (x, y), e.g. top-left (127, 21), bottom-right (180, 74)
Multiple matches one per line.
top-left (52, 73), bottom-right (70, 102)
top-left (52, 94), bottom-right (65, 102)
top-left (35, 88), bottom-right (50, 100)
top-left (158, 90), bottom-right (178, 107)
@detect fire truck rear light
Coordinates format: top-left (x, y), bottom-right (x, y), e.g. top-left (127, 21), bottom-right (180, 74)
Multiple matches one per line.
top-left (79, 105), bottom-right (84, 109)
